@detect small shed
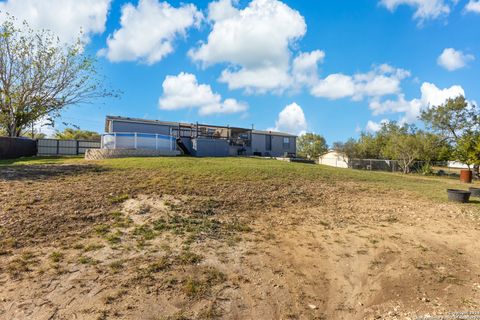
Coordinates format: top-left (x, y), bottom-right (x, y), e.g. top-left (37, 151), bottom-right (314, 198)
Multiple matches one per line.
top-left (318, 151), bottom-right (349, 168)
top-left (447, 161), bottom-right (469, 169)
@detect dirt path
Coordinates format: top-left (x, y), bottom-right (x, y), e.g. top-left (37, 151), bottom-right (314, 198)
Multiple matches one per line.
top-left (207, 199), bottom-right (480, 320)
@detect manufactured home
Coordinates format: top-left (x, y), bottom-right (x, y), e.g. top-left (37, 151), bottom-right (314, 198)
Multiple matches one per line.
top-left (103, 116), bottom-right (297, 157)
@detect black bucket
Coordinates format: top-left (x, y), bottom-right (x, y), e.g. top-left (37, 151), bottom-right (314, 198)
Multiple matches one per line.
top-left (468, 187), bottom-right (480, 198)
top-left (447, 189), bottom-right (471, 203)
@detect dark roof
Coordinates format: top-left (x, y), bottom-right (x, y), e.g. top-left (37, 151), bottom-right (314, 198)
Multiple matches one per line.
top-left (252, 130), bottom-right (297, 138)
top-left (106, 115), bottom-right (297, 137)
top-left (106, 115), bottom-right (185, 127)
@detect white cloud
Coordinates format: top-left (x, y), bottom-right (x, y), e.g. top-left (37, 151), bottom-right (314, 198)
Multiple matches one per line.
top-left (466, 0), bottom-right (480, 13)
top-left (0, 0), bottom-right (111, 44)
top-left (158, 72), bottom-right (248, 116)
top-left (292, 50), bottom-right (325, 87)
top-left (189, 0), bottom-right (306, 93)
top-left (437, 48), bottom-right (475, 71)
top-left (419, 82), bottom-right (465, 107)
top-left (271, 103), bottom-right (307, 135)
top-left (353, 65), bottom-right (410, 99)
top-left (100, 0), bottom-right (202, 64)
top-left (369, 95), bottom-right (423, 123)
top-left (379, 0), bottom-right (452, 22)
top-left (366, 119), bottom-right (390, 133)
top-left (368, 82), bottom-right (465, 124)
top-left (311, 74), bottom-right (356, 99)
top-left (219, 66), bottom-right (292, 93)
top-left (208, 0), bottom-right (239, 21)
top-left (311, 64), bottom-right (410, 100)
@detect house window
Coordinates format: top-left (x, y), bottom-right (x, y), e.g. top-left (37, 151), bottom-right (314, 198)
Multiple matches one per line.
top-left (283, 137), bottom-right (290, 149)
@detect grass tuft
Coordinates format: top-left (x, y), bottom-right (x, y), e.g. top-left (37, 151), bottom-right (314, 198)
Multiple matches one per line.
top-left (109, 194), bottom-right (129, 204)
top-left (50, 251), bottom-right (64, 263)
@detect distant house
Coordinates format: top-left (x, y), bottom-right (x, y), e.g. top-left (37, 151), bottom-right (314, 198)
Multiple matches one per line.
top-left (318, 150), bottom-right (349, 168)
top-left (447, 161), bottom-right (470, 169)
top-left (103, 116), bottom-right (297, 157)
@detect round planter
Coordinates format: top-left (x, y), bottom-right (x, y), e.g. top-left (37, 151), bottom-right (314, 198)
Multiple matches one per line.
top-left (447, 189), bottom-right (471, 203)
top-left (460, 169), bottom-right (473, 183)
top-left (468, 187), bottom-right (480, 198)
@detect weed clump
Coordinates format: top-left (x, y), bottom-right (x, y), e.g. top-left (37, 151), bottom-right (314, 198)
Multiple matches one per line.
top-left (109, 194), bottom-right (129, 204)
top-left (182, 267), bottom-right (227, 299)
top-left (50, 251), bottom-right (64, 263)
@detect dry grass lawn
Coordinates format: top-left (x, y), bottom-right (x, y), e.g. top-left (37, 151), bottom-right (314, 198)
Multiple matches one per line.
top-left (0, 157), bottom-right (479, 320)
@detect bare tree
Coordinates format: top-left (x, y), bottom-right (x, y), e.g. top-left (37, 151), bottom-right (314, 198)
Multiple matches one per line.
top-left (0, 15), bottom-right (116, 137)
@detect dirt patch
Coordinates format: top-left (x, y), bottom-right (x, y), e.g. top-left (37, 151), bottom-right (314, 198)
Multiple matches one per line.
top-left (121, 194), bottom-right (180, 224)
top-left (0, 164), bottom-right (107, 181)
top-left (0, 161), bottom-right (479, 319)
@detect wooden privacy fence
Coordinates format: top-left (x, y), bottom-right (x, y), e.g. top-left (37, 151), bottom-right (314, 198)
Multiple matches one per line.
top-left (37, 139), bottom-right (100, 156)
top-left (0, 137), bottom-right (37, 159)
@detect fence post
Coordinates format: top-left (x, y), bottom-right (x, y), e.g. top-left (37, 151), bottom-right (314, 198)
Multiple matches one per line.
top-left (134, 133), bottom-right (137, 149)
top-left (56, 140), bottom-right (59, 155)
top-left (76, 140), bottom-right (79, 155)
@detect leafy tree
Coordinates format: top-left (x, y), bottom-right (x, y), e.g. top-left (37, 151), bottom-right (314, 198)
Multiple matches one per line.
top-left (421, 96), bottom-right (479, 169)
top-left (54, 128), bottom-right (100, 141)
top-left (0, 16), bottom-right (116, 137)
top-left (297, 133), bottom-right (328, 159)
top-left (355, 134), bottom-right (379, 159)
top-left (333, 120), bottom-right (457, 174)
top-left (421, 96), bottom-right (478, 141)
top-left (378, 123), bottom-right (452, 173)
top-left (378, 123), bottom-right (420, 173)
top-left (417, 132), bottom-right (452, 163)
top-left (332, 138), bottom-right (360, 162)
top-left (454, 130), bottom-right (480, 168)
top-left (33, 133), bottom-right (47, 139)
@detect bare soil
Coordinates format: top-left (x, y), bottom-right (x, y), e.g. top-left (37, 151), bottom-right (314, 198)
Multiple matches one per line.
top-left (0, 162), bottom-right (479, 320)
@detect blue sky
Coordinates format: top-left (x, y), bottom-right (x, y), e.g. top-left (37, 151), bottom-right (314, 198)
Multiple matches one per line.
top-left (1, 0), bottom-right (479, 143)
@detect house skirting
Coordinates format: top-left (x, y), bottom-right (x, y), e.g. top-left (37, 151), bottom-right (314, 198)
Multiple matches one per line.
top-left (85, 148), bottom-right (180, 160)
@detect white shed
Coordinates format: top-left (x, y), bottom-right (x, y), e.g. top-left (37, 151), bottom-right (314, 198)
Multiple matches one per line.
top-left (447, 161), bottom-right (469, 169)
top-left (319, 151), bottom-right (349, 168)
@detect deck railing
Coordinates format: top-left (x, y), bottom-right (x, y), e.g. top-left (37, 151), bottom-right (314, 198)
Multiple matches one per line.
top-left (101, 133), bottom-right (176, 151)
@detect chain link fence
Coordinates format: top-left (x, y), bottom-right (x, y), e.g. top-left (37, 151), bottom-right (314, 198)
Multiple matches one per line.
top-left (340, 159), bottom-right (465, 176)
top-left (349, 159), bottom-right (424, 173)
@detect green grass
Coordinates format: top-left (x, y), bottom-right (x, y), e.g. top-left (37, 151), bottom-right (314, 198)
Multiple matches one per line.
top-left (100, 157), bottom-right (479, 203)
top-left (2, 156), bottom-right (478, 204)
